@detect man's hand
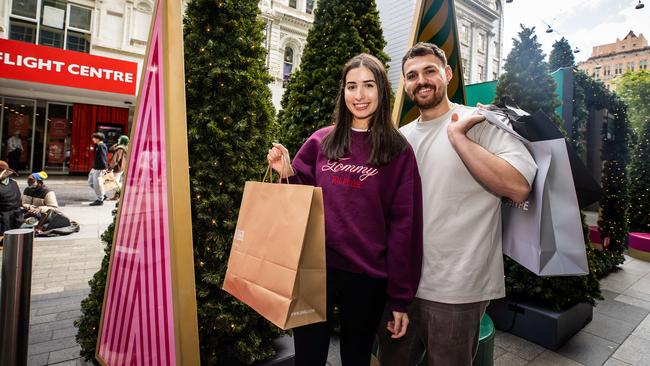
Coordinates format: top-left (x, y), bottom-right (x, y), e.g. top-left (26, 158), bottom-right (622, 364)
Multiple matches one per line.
top-left (447, 112), bottom-right (486, 146)
top-left (386, 311), bottom-right (409, 339)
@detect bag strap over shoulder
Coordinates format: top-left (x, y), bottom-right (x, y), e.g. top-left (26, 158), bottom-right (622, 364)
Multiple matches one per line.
top-left (477, 108), bottom-right (530, 145)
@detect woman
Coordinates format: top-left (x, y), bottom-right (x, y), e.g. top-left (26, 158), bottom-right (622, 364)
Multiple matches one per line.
top-left (109, 135), bottom-right (129, 185)
top-left (22, 171), bottom-right (58, 218)
top-left (108, 135), bottom-right (129, 199)
top-left (268, 54), bottom-right (423, 366)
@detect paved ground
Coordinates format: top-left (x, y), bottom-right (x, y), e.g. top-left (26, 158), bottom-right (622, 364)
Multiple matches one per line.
top-left (1, 177), bottom-right (649, 365)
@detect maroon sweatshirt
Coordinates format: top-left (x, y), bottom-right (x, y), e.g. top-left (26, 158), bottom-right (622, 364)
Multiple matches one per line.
top-left (289, 126), bottom-right (423, 312)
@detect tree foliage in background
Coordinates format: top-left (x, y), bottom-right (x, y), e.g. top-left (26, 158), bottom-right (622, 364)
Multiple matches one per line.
top-left (496, 26), bottom-right (601, 309)
top-left (549, 37), bottom-right (575, 71)
top-left (495, 25), bottom-right (560, 119)
top-left (277, 0), bottom-right (389, 155)
top-left (628, 119), bottom-right (650, 233)
top-left (617, 70), bottom-right (650, 134)
top-left (183, 0), bottom-right (281, 364)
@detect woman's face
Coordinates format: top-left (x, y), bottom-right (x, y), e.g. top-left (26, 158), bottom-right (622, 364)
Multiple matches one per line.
top-left (344, 66), bottom-right (379, 126)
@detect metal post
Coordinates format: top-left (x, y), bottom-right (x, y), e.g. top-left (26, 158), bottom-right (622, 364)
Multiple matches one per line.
top-left (0, 228), bottom-right (35, 366)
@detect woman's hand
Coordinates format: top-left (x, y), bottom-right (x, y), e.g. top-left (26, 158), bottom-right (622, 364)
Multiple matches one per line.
top-left (386, 311), bottom-right (409, 339)
top-left (267, 143), bottom-right (294, 178)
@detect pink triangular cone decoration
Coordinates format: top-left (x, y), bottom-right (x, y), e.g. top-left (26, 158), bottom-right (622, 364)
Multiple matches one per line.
top-left (97, 2), bottom-right (177, 365)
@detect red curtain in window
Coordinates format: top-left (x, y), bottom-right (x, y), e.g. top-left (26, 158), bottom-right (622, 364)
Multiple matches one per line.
top-left (70, 104), bottom-right (129, 173)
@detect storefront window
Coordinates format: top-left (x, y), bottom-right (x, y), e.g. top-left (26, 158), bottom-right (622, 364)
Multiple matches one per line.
top-left (44, 103), bottom-right (72, 173)
top-left (1, 97), bottom-right (35, 173)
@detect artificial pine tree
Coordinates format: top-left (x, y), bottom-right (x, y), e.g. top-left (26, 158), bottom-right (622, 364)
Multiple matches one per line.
top-left (184, 0), bottom-right (280, 364)
top-left (495, 25), bottom-right (560, 118)
top-left (495, 25), bottom-right (601, 309)
top-left (628, 120), bottom-right (650, 233)
top-left (549, 37), bottom-right (575, 71)
top-left (277, 0), bottom-right (389, 155)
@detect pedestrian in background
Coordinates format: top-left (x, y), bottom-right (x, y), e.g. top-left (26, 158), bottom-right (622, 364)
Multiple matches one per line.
top-left (7, 131), bottom-right (23, 171)
top-left (88, 132), bottom-right (108, 206)
top-left (0, 160), bottom-right (23, 236)
top-left (108, 135), bottom-right (129, 200)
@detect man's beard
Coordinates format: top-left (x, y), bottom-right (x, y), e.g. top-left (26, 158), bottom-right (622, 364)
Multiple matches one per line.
top-left (410, 84), bottom-right (445, 109)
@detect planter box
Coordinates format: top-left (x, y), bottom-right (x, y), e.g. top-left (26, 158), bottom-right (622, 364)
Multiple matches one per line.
top-left (487, 298), bottom-right (593, 350)
top-left (629, 232), bottom-right (650, 262)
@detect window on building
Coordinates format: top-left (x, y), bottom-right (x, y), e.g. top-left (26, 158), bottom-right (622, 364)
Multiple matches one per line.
top-left (615, 63), bottom-right (623, 75)
top-left (283, 46), bottom-right (294, 87)
top-left (461, 24), bottom-right (469, 44)
top-left (478, 64), bottom-right (485, 82)
top-left (288, 0), bottom-right (297, 9)
top-left (594, 67), bottom-right (600, 80)
top-left (306, 0), bottom-right (315, 13)
top-left (9, 0), bottom-right (92, 53)
top-left (626, 62), bottom-right (635, 72)
top-left (640, 60), bottom-right (648, 70)
top-left (478, 33), bottom-right (486, 53)
top-left (604, 65), bottom-right (611, 77)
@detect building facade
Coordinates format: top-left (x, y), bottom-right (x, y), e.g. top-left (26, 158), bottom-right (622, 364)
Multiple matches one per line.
top-left (0, 0), bottom-right (157, 174)
top-left (376, 0), bottom-right (504, 90)
top-left (577, 31), bottom-right (649, 91)
top-left (259, 0), bottom-right (315, 111)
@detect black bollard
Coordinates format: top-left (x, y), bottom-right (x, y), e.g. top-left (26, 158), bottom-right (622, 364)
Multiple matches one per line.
top-left (0, 228), bottom-right (35, 366)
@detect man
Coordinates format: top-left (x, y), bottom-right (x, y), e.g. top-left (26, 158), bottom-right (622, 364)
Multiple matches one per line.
top-left (378, 43), bottom-right (537, 365)
top-left (88, 132), bottom-right (108, 206)
top-left (7, 131), bottom-right (23, 170)
top-left (0, 160), bottom-right (23, 236)
top-left (22, 171), bottom-right (59, 218)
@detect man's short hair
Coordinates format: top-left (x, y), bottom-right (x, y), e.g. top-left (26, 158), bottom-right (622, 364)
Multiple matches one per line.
top-left (92, 132), bottom-right (105, 141)
top-left (402, 42), bottom-right (448, 74)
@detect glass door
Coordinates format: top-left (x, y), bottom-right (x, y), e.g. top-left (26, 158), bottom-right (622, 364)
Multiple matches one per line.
top-left (1, 97), bottom-right (36, 172)
top-left (43, 102), bottom-right (72, 173)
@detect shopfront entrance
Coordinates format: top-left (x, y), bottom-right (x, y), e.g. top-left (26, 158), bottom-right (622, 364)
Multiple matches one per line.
top-left (0, 96), bottom-right (128, 174)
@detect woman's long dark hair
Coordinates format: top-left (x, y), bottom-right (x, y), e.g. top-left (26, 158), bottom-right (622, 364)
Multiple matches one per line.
top-left (322, 53), bottom-right (407, 165)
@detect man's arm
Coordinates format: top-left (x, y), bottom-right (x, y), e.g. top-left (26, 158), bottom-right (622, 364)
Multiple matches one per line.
top-left (448, 113), bottom-right (531, 202)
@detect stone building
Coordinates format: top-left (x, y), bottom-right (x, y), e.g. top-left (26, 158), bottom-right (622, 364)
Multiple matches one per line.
top-left (259, 0), bottom-right (316, 110)
top-left (376, 0), bottom-right (505, 90)
top-left (577, 31), bottom-right (649, 91)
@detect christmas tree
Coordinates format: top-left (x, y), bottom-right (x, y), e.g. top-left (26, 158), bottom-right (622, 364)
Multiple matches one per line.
top-left (549, 37), bottom-right (575, 71)
top-left (495, 25), bottom-right (560, 118)
top-left (183, 0), bottom-right (281, 364)
top-left (277, 0), bottom-right (389, 155)
top-left (496, 26), bottom-right (601, 309)
top-left (628, 119), bottom-right (650, 233)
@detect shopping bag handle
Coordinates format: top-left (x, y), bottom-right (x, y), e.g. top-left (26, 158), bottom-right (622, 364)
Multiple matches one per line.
top-left (476, 108), bottom-right (530, 145)
top-left (262, 153), bottom-right (294, 184)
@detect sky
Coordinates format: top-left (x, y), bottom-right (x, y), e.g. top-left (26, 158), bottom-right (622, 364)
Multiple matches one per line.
top-left (501, 0), bottom-right (650, 63)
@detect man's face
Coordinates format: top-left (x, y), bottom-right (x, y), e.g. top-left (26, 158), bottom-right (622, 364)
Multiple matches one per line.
top-left (403, 54), bottom-right (452, 110)
top-left (92, 137), bottom-right (99, 144)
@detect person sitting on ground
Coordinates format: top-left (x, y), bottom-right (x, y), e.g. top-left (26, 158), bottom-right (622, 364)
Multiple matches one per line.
top-left (22, 171), bottom-right (58, 219)
top-left (0, 160), bottom-right (23, 236)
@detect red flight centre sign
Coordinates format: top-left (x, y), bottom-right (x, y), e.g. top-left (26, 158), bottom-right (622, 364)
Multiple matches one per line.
top-left (0, 38), bottom-right (138, 95)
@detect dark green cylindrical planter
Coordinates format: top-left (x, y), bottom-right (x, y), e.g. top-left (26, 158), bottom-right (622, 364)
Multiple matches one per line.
top-left (472, 314), bottom-right (495, 366)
